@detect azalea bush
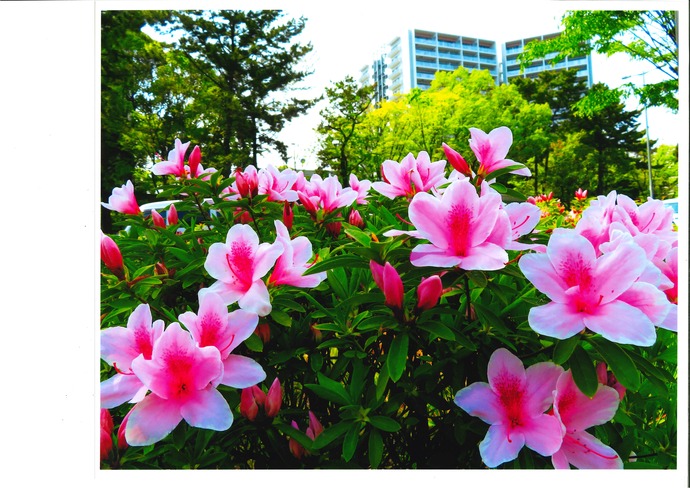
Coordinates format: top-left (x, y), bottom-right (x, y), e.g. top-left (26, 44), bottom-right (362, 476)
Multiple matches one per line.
top-left (100, 128), bottom-right (678, 469)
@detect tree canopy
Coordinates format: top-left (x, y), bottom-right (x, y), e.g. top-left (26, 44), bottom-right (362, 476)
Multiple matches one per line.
top-left (519, 10), bottom-right (678, 114)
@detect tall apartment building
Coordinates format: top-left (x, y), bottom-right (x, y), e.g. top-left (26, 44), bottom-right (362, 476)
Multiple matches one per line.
top-left (359, 30), bottom-right (592, 104)
top-left (360, 29), bottom-right (500, 103)
top-left (502, 32), bottom-right (592, 87)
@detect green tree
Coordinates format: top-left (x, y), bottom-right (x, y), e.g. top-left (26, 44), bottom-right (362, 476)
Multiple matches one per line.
top-left (519, 10), bottom-right (678, 113)
top-left (100, 10), bottom-right (173, 232)
top-left (315, 76), bottom-right (375, 181)
top-left (574, 84), bottom-right (648, 197)
top-left (158, 10), bottom-right (316, 173)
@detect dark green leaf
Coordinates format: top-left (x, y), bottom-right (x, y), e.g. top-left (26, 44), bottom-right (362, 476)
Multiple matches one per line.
top-left (553, 335), bottom-right (580, 364)
top-left (270, 309), bottom-right (292, 327)
top-left (342, 423), bottom-right (361, 462)
top-left (368, 429), bottom-right (383, 468)
top-left (417, 322), bottom-right (455, 341)
top-left (588, 337), bottom-right (640, 391)
top-left (368, 415), bottom-right (401, 432)
top-left (311, 421), bottom-right (352, 450)
top-left (569, 344), bottom-right (598, 397)
top-left (386, 332), bottom-right (409, 382)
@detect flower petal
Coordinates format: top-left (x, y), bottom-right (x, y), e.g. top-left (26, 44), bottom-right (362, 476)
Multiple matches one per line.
top-left (583, 301), bottom-right (656, 346)
top-left (125, 394), bottom-right (183, 446)
top-left (221, 354), bottom-right (267, 388)
top-left (479, 423), bottom-right (525, 468)
top-left (528, 302), bottom-right (587, 340)
top-left (237, 279), bottom-right (272, 316)
top-left (454, 382), bottom-right (502, 425)
top-left (100, 374), bottom-right (146, 409)
top-left (559, 431), bottom-right (623, 469)
top-left (522, 413), bottom-right (564, 456)
top-left (180, 387), bottom-right (233, 431)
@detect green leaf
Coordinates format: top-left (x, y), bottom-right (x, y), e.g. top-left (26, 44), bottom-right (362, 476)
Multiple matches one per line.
top-left (417, 322), bottom-right (455, 341)
top-left (386, 332), bottom-right (409, 383)
top-left (311, 421), bottom-right (351, 450)
top-left (588, 337), bottom-right (640, 391)
top-left (270, 309), bottom-right (292, 328)
top-left (552, 335), bottom-right (580, 365)
top-left (368, 415), bottom-right (401, 432)
top-left (274, 421), bottom-right (313, 451)
top-left (343, 223), bottom-right (372, 247)
top-left (569, 344), bottom-right (598, 397)
top-left (305, 372), bottom-right (352, 406)
top-left (342, 423), bottom-right (360, 462)
top-left (303, 255), bottom-right (369, 275)
top-left (243, 332), bottom-right (263, 353)
top-left (368, 428), bottom-right (383, 468)
top-left (375, 364), bottom-right (390, 401)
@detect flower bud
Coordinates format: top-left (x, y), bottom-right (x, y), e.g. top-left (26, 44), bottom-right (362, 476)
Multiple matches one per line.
top-left (151, 209), bottom-right (166, 228)
top-left (167, 204), bottom-right (178, 226)
top-left (416, 275), bottom-right (443, 312)
top-left (100, 231), bottom-right (124, 279)
top-left (288, 420), bottom-right (306, 460)
top-left (575, 188), bottom-right (588, 201)
top-left (348, 209), bottom-right (364, 229)
top-left (265, 377), bottom-right (282, 418)
top-left (306, 411), bottom-right (323, 440)
top-left (596, 362), bottom-right (626, 400)
top-left (283, 202), bottom-right (294, 231)
top-left (100, 409), bottom-right (114, 461)
top-left (117, 409), bottom-right (131, 452)
top-left (254, 323), bottom-right (271, 344)
top-left (188, 145), bottom-right (201, 178)
top-left (240, 386), bottom-right (266, 422)
top-left (442, 143), bottom-right (472, 177)
top-left (326, 221), bottom-right (342, 238)
top-left (370, 260), bottom-right (404, 311)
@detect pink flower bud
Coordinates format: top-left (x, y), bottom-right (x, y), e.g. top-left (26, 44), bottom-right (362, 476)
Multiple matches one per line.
top-left (151, 209), bottom-right (166, 228)
top-left (100, 231), bottom-right (124, 279)
top-left (117, 409), bottom-right (131, 452)
top-left (306, 411), bottom-right (323, 440)
top-left (235, 169), bottom-right (250, 198)
top-left (283, 202), bottom-right (294, 231)
top-left (167, 204), bottom-right (178, 226)
top-left (102, 180), bottom-right (141, 215)
top-left (100, 409), bottom-right (114, 461)
top-left (254, 323), bottom-right (271, 344)
top-left (575, 188), bottom-right (588, 201)
top-left (348, 209), bottom-right (364, 228)
top-left (416, 275), bottom-right (443, 311)
top-left (240, 386), bottom-right (266, 422)
top-left (442, 143), bottom-right (472, 177)
top-left (265, 377), bottom-right (282, 418)
top-left (596, 362), bottom-right (626, 400)
top-left (326, 221), bottom-right (342, 238)
top-left (289, 420), bottom-right (306, 460)
top-left (370, 260), bottom-right (404, 311)
top-left (188, 145), bottom-right (201, 178)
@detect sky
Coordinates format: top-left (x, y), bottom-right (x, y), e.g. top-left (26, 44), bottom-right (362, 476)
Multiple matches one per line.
top-left (0, 1), bottom-right (686, 486)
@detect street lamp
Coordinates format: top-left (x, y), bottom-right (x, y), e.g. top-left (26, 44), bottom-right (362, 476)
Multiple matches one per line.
top-left (622, 71), bottom-right (653, 199)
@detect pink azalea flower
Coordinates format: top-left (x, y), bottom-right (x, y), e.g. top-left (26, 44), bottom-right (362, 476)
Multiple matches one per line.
top-left (385, 178), bottom-right (511, 270)
top-left (178, 291), bottom-right (266, 388)
top-left (454, 348), bottom-right (564, 468)
top-left (372, 151), bottom-right (447, 199)
top-left (125, 322), bottom-right (231, 446)
top-left (258, 165), bottom-right (299, 202)
top-left (268, 220), bottom-right (326, 288)
top-left (298, 174), bottom-right (358, 214)
top-left (100, 409), bottom-right (114, 461)
top-left (151, 138), bottom-right (190, 177)
top-left (469, 127), bottom-right (531, 180)
top-left (369, 260), bottom-right (404, 310)
top-left (102, 180), bottom-right (141, 215)
top-left (100, 304), bottom-right (164, 408)
top-left (657, 246), bottom-right (678, 332)
top-left (551, 369), bottom-right (623, 469)
top-left (349, 173), bottom-right (372, 204)
top-left (202, 223), bottom-right (284, 316)
top-left (518, 228), bottom-right (667, 346)
top-left (612, 194), bottom-right (676, 244)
